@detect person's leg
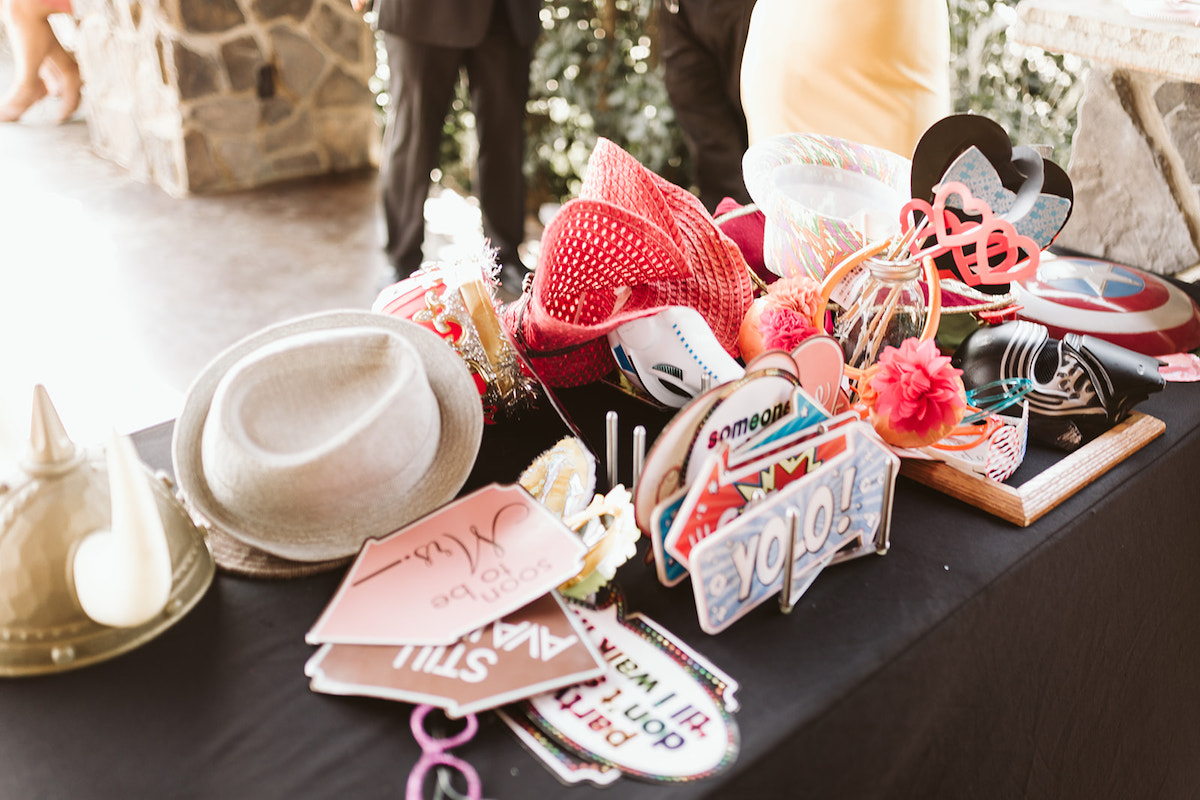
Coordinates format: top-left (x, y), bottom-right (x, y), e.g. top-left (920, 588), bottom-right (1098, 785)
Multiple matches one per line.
top-left (42, 14), bottom-right (80, 122)
top-left (381, 32), bottom-right (463, 278)
top-left (39, 61), bottom-right (61, 95)
top-left (0, 0), bottom-right (53, 122)
top-left (463, 6), bottom-right (532, 274)
top-left (660, 0), bottom-right (756, 212)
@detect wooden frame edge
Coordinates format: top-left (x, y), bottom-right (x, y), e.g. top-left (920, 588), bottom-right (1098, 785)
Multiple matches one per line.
top-left (899, 411), bottom-right (1166, 527)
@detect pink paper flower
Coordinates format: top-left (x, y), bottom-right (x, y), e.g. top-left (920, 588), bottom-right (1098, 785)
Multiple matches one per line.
top-left (765, 275), bottom-right (822, 322)
top-left (868, 338), bottom-right (966, 444)
top-left (758, 306), bottom-right (820, 351)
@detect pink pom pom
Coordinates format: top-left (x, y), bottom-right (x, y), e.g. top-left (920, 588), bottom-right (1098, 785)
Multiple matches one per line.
top-left (765, 276), bottom-right (823, 322)
top-left (758, 306), bottom-right (820, 351)
top-left (868, 338), bottom-right (966, 444)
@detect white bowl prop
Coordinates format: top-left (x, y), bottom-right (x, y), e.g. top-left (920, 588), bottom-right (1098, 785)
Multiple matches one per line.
top-left (743, 133), bottom-right (911, 281)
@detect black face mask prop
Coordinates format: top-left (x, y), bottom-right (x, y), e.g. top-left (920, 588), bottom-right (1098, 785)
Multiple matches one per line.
top-left (952, 320), bottom-right (1164, 450)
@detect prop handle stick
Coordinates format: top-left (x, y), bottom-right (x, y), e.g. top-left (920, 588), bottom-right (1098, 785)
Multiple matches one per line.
top-left (848, 284), bottom-right (896, 368)
top-left (848, 307), bottom-right (872, 367)
top-left (605, 411), bottom-right (618, 490)
top-left (632, 425), bottom-right (646, 490)
top-left (865, 286), bottom-right (902, 364)
top-left (779, 508), bottom-right (800, 614)
top-left (892, 215), bottom-right (929, 261)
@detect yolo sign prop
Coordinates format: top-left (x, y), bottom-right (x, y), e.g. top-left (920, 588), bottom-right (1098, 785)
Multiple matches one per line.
top-left (689, 422), bottom-right (899, 634)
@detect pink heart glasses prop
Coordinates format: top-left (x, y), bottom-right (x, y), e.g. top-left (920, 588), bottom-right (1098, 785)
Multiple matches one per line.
top-left (406, 704), bottom-right (482, 800)
top-left (901, 181), bottom-right (1041, 287)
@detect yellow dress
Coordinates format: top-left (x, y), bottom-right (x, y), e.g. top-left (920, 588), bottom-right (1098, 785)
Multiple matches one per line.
top-left (740, 0), bottom-right (951, 158)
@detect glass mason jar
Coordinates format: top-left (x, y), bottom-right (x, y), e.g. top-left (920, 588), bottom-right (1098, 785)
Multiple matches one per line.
top-left (834, 256), bottom-right (927, 370)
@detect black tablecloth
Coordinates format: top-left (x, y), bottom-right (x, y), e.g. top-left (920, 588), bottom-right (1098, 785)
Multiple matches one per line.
top-left (3, 338), bottom-right (1199, 799)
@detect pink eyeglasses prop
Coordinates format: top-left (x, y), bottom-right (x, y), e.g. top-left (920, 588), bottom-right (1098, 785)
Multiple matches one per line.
top-left (406, 704), bottom-right (482, 800)
top-left (901, 181), bottom-right (1040, 288)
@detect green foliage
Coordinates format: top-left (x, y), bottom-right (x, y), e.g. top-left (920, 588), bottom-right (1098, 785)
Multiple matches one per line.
top-left (947, 0), bottom-right (1085, 165)
top-left (424, 0), bottom-right (1085, 208)
top-left (525, 0), bottom-right (686, 209)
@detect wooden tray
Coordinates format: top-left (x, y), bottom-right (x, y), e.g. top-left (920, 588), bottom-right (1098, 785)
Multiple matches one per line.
top-left (899, 411), bottom-right (1166, 526)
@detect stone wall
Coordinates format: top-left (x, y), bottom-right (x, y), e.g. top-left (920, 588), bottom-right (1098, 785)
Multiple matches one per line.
top-left (74, 0), bottom-right (380, 196)
top-left (1061, 67), bottom-right (1200, 274)
top-left (1015, 0), bottom-right (1200, 275)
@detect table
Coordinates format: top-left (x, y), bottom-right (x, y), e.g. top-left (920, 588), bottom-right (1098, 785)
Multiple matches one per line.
top-left (2, 329), bottom-right (1199, 800)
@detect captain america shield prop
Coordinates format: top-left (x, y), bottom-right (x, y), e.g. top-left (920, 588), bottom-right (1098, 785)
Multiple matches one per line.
top-left (1013, 254), bottom-right (1200, 356)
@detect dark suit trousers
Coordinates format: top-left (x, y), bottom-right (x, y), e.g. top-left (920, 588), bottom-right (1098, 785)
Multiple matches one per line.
top-left (660, 0), bottom-right (757, 214)
top-left (382, 9), bottom-right (531, 276)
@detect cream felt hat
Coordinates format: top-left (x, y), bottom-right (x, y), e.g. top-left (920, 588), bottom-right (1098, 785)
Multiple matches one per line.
top-left (173, 310), bottom-right (483, 564)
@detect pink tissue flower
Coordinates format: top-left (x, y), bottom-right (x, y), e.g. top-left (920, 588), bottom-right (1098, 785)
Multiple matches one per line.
top-left (765, 275), bottom-right (823, 322)
top-left (868, 338), bottom-right (966, 442)
top-left (758, 306), bottom-right (820, 351)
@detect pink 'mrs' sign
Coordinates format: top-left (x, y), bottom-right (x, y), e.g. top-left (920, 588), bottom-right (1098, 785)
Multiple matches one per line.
top-left (307, 484), bottom-right (588, 646)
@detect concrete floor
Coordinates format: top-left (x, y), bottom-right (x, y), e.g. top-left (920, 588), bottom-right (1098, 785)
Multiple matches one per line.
top-left (0, 50), bottom-right (499, 465)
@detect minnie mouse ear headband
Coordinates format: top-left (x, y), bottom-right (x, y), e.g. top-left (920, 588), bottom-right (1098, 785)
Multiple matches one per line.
top-left (503, 138), bottom-right (755, 387)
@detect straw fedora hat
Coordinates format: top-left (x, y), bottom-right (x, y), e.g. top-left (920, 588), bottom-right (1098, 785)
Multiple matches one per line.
top-left (173, 310), bottom-right (483, 563)
top-left (504, 138), bottom-right (754, 387)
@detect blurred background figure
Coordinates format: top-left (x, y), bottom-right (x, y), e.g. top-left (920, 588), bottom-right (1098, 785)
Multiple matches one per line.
top-left (740, 0), bottom-right (950, 158)
top-left (658, 0), bottom-right (756, 214)
top-left (364, 0), bottom-right (542, 292)
top-left (0, 0), bottom-right (81, 123)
